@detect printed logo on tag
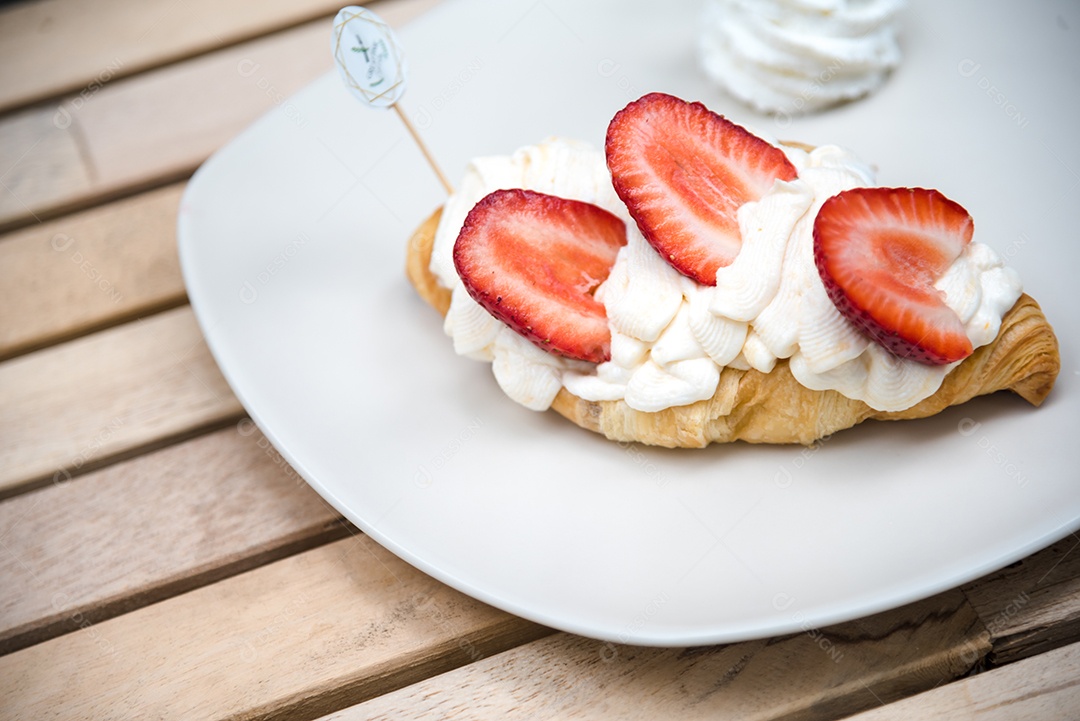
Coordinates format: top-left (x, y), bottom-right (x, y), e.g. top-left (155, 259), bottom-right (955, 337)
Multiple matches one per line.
top-left (331, 6), bottom-right (408, 108)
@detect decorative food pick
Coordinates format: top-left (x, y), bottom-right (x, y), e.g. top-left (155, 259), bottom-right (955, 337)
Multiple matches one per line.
top-left (331, 6), bottom-right (452, 194)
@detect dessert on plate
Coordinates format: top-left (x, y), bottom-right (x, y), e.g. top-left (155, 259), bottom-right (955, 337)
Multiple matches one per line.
top-left (406, 92), bottom-right (1059, 448)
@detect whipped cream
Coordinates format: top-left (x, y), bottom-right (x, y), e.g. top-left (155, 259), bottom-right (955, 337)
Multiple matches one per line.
top-left (699, 0), bottom-right (905, 115)
top-left (430, 139), bottom-right (621, 410)
top-left (430, 138), bottom-right (1022, 414)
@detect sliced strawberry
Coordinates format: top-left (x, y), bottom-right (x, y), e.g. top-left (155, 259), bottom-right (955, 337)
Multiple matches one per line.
top-left (453, 189), bottom-right (627, 363)
top-left (605, 92), bottom-right (798, 286)
top-left (814, 187), bottom-right (975, 365)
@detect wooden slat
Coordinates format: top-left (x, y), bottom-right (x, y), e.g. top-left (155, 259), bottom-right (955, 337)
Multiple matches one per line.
top-left (325, 536), bottom-right (1080, 720)
top-left (0, 104), bottom-right (91, 225)
top-left (0, 306), bottom-right (244, 498)
top-left (329, 590), bottom-right (990, 721)
top-left (844, 640), bottom-right (1080, 720)
top-left (0, 535), bottom-right (553, 720)
top-left (0, 0), bottom-right (442, 232)
top-left (0, 20), bottom-right (326, 232)
top-left (0, 183), bottom-right (187, 360)
top-left (0, 0), bottom-right (352, 115)
top-left (962, 533), bottom-right (1080, 666)
top-left (0, 424), bottom-right (346, 655)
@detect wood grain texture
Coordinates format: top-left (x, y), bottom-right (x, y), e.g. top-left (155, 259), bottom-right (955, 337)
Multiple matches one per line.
top-left (3, 1), bottom-right (1076, 718)
top-left (0, 104), bottom-right (91, 226)
top-left (0, 0), bottom-right (442, 232)
top-left (0, 183), bottom-right (186, 360)
top-left (0, 0), bottom-right (353, 114)
top-left (0, 306), bottom-right (244, 498)
top-left (0, 535), bottom-right (553, 720)
top-left (0, 424), bottom-right (348, 655)
top-left (330, 590), bottom-right (990, 721)
top-left (844, 640), bottom-right (1080, 720)
top-left (962, 533), bottom-right (1080, 666)
top-left (0, 19), bottom-right (327, 232)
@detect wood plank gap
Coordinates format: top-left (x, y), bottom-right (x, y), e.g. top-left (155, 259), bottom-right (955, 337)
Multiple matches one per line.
top-left (0, 181), bottom-right (190, 360)
top-left (0, 515), bottom-right (355, 657)
top-left (842, 640), bottom-right (1080, 720)
top-left (0, 410), bottom-right (245, 502)
top-left (0, 306), bottom-right (246, 497)
top-left (327, 590), bottom-right (990, 721)
top-left (0, 160), bottom-right (194, 236)
top-left (0, 2), bottom-right (364, 115)
top-left (260, 619), bottom-right (556, 721)
top-left (0, 294), bottom-right (189, 364)
top-left (0, 535), bottom-right (552, 719)
top-left (961, 533), bottom-right (1080, 667)
top-left (0, 0), bottom-right (441, 232)
top-left (0, 424), bottom-right (352, 659)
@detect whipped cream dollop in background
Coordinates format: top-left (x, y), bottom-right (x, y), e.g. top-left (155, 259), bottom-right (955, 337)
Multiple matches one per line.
top-left (698, 0), bottom-right (906, 114)
top-left (428, 138), bottom-right (1022, 414)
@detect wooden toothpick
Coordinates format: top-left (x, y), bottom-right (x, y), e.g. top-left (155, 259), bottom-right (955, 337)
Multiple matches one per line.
top-left (331, 6), bottom-right (453, 195)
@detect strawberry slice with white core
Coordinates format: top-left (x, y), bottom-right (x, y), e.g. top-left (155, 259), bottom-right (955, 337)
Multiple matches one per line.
top-left (813, 187), bottom-right (976, 365)
top-left (453, 189), bottom-right (627, 364)
top-left (605, 92), bottom-right (798, 286)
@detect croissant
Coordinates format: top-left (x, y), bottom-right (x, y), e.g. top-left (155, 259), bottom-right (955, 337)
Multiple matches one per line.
top-left (407, 207), bottom-right (1060, 448)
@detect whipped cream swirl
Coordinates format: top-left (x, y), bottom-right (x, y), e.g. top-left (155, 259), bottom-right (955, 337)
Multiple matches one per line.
top-left (429, 138), bottom-right (1022, 414)
top-left (698, 0), bottom-right (905, 114)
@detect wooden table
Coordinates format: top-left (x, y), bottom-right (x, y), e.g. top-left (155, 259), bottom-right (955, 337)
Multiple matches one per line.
top-left (1, 1), bottom-right (1078, 718)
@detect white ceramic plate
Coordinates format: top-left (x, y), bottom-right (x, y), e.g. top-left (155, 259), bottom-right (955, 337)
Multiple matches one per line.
top-left (178, 0), bottom-right (1080, 645)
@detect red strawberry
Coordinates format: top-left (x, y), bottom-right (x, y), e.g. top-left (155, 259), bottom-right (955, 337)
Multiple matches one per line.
top-left (453, 189), bottom-right (627, 364)
top-left (814, 187), bottom-right (975, 365)
top-left (605, 92), bottom-right (798, 286)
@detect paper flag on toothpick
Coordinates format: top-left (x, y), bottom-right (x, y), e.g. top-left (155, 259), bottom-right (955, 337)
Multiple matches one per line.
top-left (331, 6), bottom-right (407, 108)
top-left (331, 6), bottom-right (452, 193)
